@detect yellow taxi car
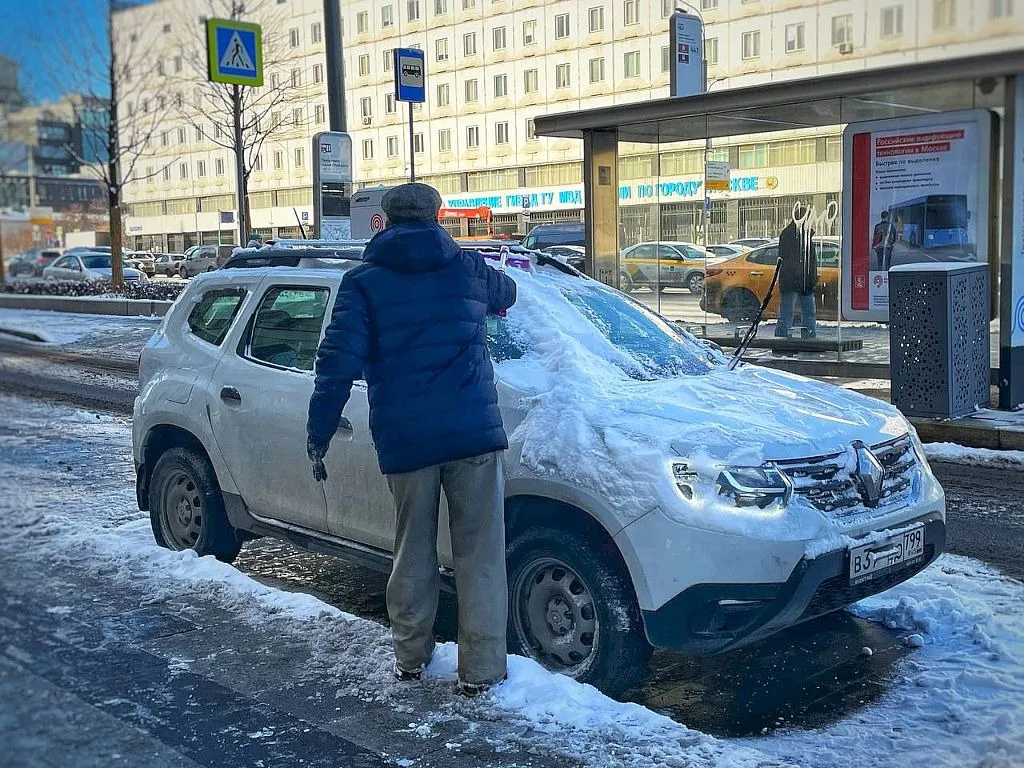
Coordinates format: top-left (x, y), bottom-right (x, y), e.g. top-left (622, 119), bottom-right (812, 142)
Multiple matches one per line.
top-left (701, 238), bottom-right (841, 322)
top-left (620, 241), bottom-right (720, 295)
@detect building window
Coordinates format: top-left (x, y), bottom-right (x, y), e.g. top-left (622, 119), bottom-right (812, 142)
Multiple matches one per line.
top-left (555, 13), bottom-right (570, 38)
top-left (524, 68), bottom-right (539, 93)
top-left (439, 129), bottom-right (451, 151)
top-left (991, 0), bottom-right (1013, 18)
top-left (464, 32), bottom-right (477, 55)
top-left (215, 158), bottom-right (225, 175)
top-left (387, 136), bottom-right (399, 157)
top-left (291, 68), bottom-right (301, 86)
top-left (289, 28), bottom-right (299, 47)
top-left (178, 127), bottom-right (186, 144)
top-left (526, 118), bottom-right (536, 140)
top-left (739, 143), bottom-right (768, 169)
top-left (385, 93), bottom-right (397, 114)
top-left (589, 6), bottom-right (604, 32)
top-left (173, 56), bottom-right (182, 73)
top-left (435, 0), bottom-right (448, 13)
top-left (555, 63), bottom-right (571, 88)
top-left (624, 0), bottom-right (639, 25)
top-left (706, 37), bottom-right (719, 65)
top-left (624, 51), bottom-right (641, 78)
top-left (383, 50), bottom-right (393, 71)
top-left (662, 0), bottom-right (673, 17)
top-left (362, 139), bottom-right (374, 159)
top-left (463, 0), bottom-right (476, 8)
top-left (831, 14), bottom-right (853, 46)
top-left (467, 125), bottom-right (480, 148)
top-left (358, 54), bottom-right (370, 76)
top-left (408, 0), bottom-right (421, 21)
top-left (413, 133), bottom-right (425, 153)
top-left (253, 154), bottom-right (262, 171)
top-left (313, 63), bottom-right (324, 83)
top-left (785, 22), bottom-right (805, 52)
top-left (356, 11), bottom-right (368, 33)
top-left (163, 167), bottom-right (171, 181)
top-left (312, 22), bottom-right (322, 42)
top-left (661, 45), bottom-right (670, 72)
top-left (523, 20), bottom-right (536, 44)
top-left (295, 147), bottom-right (305, 167)
top-left (934, 0), bottom-right (955, 28)
top-left (293, 107), bottom-right (303, 125)
top-left (382, 4), bottom-right (394, 27)
top-left (273, 151), bottom-right (283, 170)
top-left (179, 162), bottom-right (188, 179)
top-left (493, 26), bottom-right (507, 50)
top-left (589, 57), bottom-right (605, 83)
top-left (741, 31), bottom-right (760, 60)
top-left (271, 73), bottom-right (279, 88)
top-left (437, 83), bottom-right (451, 106)
top-left (701, 0), bottom-right (718, 8)
top-left (496, 121), bottom-right (510, 144)
top-left (493, 74), bottom-right (508, 97)
top-left (315, 104), bottom-right (325, 124)
top-left (881, 6), bottom-right (904, 37)
top-left (360, 97), bottom-right (373, 118)
top-left (465, 78), bottom-right (479, 102)
top-left (195, 125), bottom-right (204, 141)
top-left (436, 38), bottom-right (449, 61)
top-left (197, 160), bottom-right (206, 178)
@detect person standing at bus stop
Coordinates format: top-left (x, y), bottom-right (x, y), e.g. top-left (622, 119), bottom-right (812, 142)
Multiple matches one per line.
top-left (305, 183), bottom-right (517, 697)
top-left (775, 205), bottom-right (818, 339)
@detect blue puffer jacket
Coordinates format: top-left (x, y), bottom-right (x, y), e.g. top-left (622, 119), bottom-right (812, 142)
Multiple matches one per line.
top-left (307, 221), bottom-right (517, 475)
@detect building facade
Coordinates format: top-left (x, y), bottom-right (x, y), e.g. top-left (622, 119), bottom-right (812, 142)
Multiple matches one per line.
top-left (119, 0), bottom-right (1024, 250)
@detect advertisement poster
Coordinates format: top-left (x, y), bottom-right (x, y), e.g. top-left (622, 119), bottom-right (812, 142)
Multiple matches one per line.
top-left (669, 11), bottom-right (704, 98)
top-left (841, 110), bottom-right (992, 322)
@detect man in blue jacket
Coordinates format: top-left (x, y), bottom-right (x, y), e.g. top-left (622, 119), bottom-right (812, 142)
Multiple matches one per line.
top-left (306, 183), bottom-right (517, 696)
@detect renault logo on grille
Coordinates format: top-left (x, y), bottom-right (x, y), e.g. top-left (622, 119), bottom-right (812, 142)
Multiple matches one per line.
top-left (853, 442), bottom-right (885, 507)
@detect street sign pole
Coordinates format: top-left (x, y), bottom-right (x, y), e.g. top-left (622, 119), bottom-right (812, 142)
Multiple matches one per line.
top-left (232, 85), bottom-right (246, 242)
top-left (393, 47), bottom-right (426, 183)
top-left (408, 102), bottom-right (416, 182)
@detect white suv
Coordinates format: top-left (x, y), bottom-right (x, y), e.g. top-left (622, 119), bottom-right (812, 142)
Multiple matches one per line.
top-left (133, 243), bottom-right (946, 696)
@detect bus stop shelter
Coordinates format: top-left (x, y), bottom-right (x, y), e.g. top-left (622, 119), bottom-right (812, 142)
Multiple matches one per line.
top-left (534, 49), bottom-right (1024, 410)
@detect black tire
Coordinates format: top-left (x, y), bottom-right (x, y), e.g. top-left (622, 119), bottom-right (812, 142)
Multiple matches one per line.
top-left (178, 267), bottom-right (188, 279)
top-left (149, 447), bottom-right (241, 563)
top-left (164, 268), bottom-right (174, 277)
top-left (206, 265), bottom-right (216, 272)
top-left (507, 526), bottom-right (652, 698)
top-left (722, 289), bottom-right (760, 322)
top-left (687, 272), bottom-right (705, 295)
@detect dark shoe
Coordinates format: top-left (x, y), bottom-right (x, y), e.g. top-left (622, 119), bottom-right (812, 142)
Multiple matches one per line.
top-left (393, 662), bottom-right (424, 682)
top-left (455, 674), bottom-right (507, 698)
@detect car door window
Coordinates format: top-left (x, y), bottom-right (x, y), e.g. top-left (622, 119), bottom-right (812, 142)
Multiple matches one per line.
top-left (51, 256), bottom-right (72, 270)
top-left (187, 289), bottom-right (247, 346)
top-left (629, 244), bottom-right (655, 260)
top-left (658, 245), bottom-right (685, 262)
top-left (245, 286), bottom-right (330, 371)
top-left (818, 243), bottom-right (840, 267)
top-left (749, 246), bottom-right (779, 265)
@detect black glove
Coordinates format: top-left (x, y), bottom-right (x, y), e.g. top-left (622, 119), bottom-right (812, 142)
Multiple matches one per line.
top-left (307, 436), bottom-right (328, 482)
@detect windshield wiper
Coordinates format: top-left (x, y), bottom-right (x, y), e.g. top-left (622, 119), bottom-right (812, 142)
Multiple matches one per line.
top-left (728, 257), bottom-right (783, 372)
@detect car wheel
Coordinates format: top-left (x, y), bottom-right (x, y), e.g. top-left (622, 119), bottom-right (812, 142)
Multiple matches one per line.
top-left (722, 289), bottom-right (760, 322)
top-left (687, 272), bottom-right (705, 295)
top-left (206, 265), bottom-right (216, 272)
top-left (164, 268), bottom-right (173, 277)
top-left (179, 267), bottom-right (188, 279)
top-left (149, 447), bottom-right (241, 563)
top-left (507, 526), bottom-right (652, 698)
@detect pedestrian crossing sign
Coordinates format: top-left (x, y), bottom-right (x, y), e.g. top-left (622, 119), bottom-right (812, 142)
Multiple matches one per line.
top-left (207, 18), bottom-right (263, 87)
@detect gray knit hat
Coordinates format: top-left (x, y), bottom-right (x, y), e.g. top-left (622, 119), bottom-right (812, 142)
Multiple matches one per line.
top-left (381, 183), bottom-right (443, 223)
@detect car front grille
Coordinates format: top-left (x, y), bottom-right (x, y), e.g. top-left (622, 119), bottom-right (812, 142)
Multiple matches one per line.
top-left (775, 435), bottom-right (919, 519)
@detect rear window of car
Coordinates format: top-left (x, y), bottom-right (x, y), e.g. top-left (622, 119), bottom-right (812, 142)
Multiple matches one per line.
top-left (244, 286), bottom-right (330, 371)
top-left (187, 289), bottom-right (247, 346)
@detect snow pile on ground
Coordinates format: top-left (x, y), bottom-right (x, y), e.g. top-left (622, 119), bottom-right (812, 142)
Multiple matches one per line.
top-left (0, 308), bottom-right (160, 346)
top-left (924, 441), bottom-right (1024, 468)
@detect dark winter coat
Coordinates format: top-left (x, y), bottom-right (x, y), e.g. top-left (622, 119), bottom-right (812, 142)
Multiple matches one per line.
top-left (777, 221), bottom-right (817, 295)
top-left (306, 221), bottom-right (517, 475)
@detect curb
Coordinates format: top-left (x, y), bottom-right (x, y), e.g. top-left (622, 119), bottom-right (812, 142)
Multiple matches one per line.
top-left (0, 294), bottom-right (174, 317)
top-left (911, 417), bottom-right (1024, 452)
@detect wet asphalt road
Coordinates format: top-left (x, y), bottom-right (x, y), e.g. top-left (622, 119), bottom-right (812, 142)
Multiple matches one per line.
top-left (2, 336), bottom-right (1023, 737)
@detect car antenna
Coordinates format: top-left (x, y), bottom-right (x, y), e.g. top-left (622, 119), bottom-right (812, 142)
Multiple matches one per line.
top-left (293, 207), bottom-right (309, 239)
top-left (728, 257), bottom-right (783, 371)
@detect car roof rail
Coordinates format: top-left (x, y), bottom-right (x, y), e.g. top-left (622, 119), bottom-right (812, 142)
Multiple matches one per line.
top-left (221, 239), bottom-right (369, 270)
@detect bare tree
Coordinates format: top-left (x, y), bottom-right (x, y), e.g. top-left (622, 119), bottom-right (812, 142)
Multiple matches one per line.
top-left (171, 0), bottom-right (308, 241)
top-left (31, 0), bottom-right (178, 286)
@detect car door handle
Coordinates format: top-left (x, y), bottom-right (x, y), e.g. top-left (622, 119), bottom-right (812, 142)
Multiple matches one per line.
top-left (220, 386), bottom-right (242, 404)
top-left (750, 271), bottom-right (764, 276)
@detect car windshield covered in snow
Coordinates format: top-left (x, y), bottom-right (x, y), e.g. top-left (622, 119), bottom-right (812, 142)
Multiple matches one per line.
top-left (489, 278), bottom-right (717, 379)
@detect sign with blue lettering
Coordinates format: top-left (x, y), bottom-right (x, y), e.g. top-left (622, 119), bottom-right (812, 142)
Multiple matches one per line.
top-left (207, 18), bottom-right (263, 86)
top-left (393, 48), bottom-right (426, 103)
top-left (669, 11), bottom-right (705, 98)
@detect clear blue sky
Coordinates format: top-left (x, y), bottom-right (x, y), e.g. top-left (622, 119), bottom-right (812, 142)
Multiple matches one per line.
top-left (0, 0), bottom-right (111, 103)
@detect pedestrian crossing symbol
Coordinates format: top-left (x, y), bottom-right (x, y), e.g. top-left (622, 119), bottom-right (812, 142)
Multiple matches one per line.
top-left (207, 18), bottom-right (263, 86)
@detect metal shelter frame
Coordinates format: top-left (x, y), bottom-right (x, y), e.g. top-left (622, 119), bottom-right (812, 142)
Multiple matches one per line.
top-left (534, 49), bottom-right (1024, 409)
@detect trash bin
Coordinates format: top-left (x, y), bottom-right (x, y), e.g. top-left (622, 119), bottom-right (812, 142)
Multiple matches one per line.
top-left (888, 262), bottom-right (990, 419)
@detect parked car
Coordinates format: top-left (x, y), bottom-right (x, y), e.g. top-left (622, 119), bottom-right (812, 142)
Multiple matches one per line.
top-left (521, 222), bottom-right (585, 251)
top-left (126, 251), bottom-right (157, 276)
top-left (701, 238), bottom-right (841, 322)
top-left (43, 252), bottom-right (146, 282)
top-left (7, 248), bottom-right (63, 277)
top-left (730, 237), bottom-right (775, 249)
top-left (134, 242), bottom-right (945, 697)
top-left (621, 241), bottom-right (722, 295)
top-left (178, 245), bottom-right (219, 277)
top-left (154, 253), bottom-right (186, 277)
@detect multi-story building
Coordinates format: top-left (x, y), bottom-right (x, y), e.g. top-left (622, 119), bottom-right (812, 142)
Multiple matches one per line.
top-left (119, 0), bottom-right (1024, 251)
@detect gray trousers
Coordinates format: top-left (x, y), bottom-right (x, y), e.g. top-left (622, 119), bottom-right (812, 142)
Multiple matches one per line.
top-left (385, 451), bottom-right (508, 685)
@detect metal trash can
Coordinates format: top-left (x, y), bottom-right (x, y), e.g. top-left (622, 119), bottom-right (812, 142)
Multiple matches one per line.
top-left (888, 262), bottom-right (990, 419)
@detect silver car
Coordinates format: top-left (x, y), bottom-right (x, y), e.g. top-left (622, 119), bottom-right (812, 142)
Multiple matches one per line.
top-left (43, 252), bottom-right (146, 282)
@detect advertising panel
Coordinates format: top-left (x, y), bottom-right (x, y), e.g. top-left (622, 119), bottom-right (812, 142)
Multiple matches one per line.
top-left (842, 110), bottom-right (993, 322)
top-left (669, 12), bottom-right (705, 98)
top-left (312, 131), bottom-right (353, 240)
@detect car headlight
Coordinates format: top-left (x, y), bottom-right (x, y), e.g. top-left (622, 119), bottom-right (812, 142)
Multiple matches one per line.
top-left (672, 461), bottom-right (792, 508)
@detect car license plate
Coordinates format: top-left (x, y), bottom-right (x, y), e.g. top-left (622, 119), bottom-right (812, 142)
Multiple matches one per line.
top-left (848, 524), bottom-right (925, 584)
